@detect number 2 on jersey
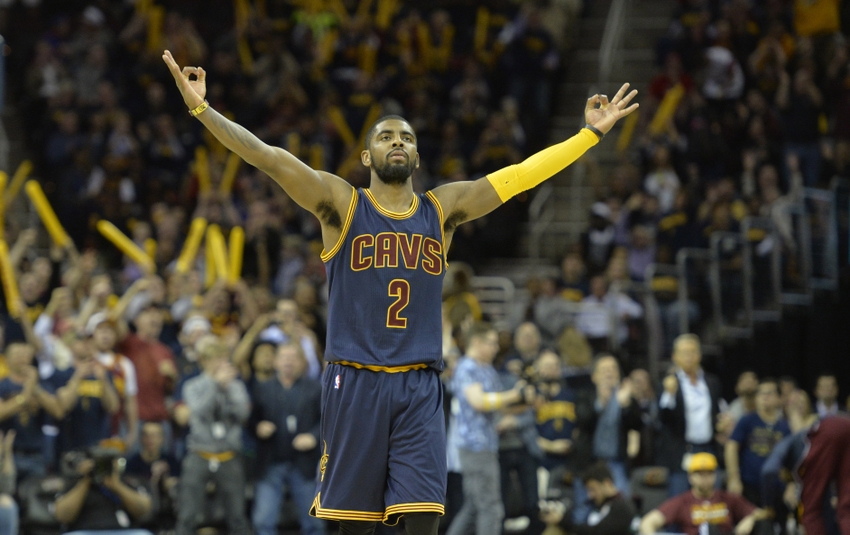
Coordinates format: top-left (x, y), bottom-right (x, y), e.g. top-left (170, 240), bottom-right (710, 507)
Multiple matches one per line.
top-left (387, 279), bottom-right (410, 328)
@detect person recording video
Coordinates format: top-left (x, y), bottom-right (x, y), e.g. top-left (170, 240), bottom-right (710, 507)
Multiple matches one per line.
top-left (52, 448), bottom-right (152, 534)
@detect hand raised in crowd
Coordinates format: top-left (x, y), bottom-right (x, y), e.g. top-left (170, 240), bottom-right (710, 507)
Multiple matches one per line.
top-left (45, 287), bottom-right (71, 317)
top-left (213, 361), bottom-right (237, 387)
top-left (727, 475), bottom-right (743, 495)
top-left (663, 373), bottom-right (678, 396)
top-left (256, 421), bottom-right (276, 439)
top-left (150, 460), bottom-right (170, 484)
top-left (616, 378), bottom-right (633, 407)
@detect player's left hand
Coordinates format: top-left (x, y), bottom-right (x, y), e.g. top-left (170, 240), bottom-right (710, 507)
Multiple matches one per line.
top-left (585, 83), bottom-right (639, 135)
top-left (733, 515), bottom-right (756, 535)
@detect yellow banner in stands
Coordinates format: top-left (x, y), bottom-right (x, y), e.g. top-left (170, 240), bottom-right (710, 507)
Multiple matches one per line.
top-left (649, 83), bottom-right (685, 136)
top-left (0, 240), bottom-right (20, 318)
top-left (176, 218), bottom-right (208, 274)
top-left (25, 180), bottom-right (71, 247)
top-left (96, 220), bottom-right (156, 274)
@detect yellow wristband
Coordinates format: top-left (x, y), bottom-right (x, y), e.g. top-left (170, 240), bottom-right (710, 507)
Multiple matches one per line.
top-left (189, 100), bottom-right (210, 117)
top-left (484, 393), bottom-right (503, 410)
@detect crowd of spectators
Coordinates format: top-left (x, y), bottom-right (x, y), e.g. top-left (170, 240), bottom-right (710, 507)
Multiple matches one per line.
top-left (498, 0), bottom-right (850, 369)
top-left (0, 0), bottom-right (846, 534)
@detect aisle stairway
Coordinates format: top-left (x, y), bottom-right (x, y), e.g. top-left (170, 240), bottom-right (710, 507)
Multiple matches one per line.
top-left (514, 0), bottom-right (674, 267)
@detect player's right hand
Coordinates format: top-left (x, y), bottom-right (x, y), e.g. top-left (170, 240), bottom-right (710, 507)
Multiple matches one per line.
top-left (161, 49), bottom-right (206, 110)
top-left (663, 374), bottom-right (678, 395)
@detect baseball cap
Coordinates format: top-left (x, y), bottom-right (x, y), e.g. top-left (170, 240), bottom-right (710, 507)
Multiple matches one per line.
top-left (181, 315), bottom-right (212, 337)
top-left (688, 453), bottom-right (718, 473)
top-left (590, 202), bottom-right (611, 221)
top-left (85, 311), bottom-right (116, 336)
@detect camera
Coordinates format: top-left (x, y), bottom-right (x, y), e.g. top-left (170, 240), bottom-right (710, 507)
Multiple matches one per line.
top-left (61, 447), bottom-right (124, 484)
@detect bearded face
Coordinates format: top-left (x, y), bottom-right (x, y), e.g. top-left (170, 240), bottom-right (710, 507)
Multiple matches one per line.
top-left (372, 148), bottom-right (416, 185)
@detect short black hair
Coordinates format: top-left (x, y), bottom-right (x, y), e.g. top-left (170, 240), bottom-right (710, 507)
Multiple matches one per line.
top-left (467, 322), bottom-right (496, 342)
top-left (581, 462), bottom-right (613, 484)
top-left (758, 376), bottom-right (780, 394)
top-left (779, 375), bottom-right (797, 387)
top-left (365, 114), bottom-right (412, 150)
top-left (251, 340), bottom-right (278, 358)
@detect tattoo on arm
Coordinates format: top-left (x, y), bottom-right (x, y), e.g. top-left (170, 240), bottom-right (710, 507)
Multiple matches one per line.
top-left (207, 111), bottom-right (263, 152)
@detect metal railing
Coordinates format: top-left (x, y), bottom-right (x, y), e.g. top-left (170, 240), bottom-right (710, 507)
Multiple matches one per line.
top-left (781, 204), bottom-right (813, 305)
top-left (599, 0), bottom-right (631, 86)
top-left (709, 231), bottom-right (753, 339)
top-left (520, 180), bottom-right (844, 373)
top-left (803, 187), bottom-right (838, 291)
top-left (470, 276), bottom-right (516, 331)
top-left (741, 217), bottom-right (782, 322)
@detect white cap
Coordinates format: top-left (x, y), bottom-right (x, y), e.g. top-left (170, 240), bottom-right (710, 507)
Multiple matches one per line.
top-left (590, 202), bottom-right (611, 220)
top-left (82, 6), bottom-right (105, 26)
top-left (181, 315), bottom-right (212, 337)
top-left (85, 311), bottom-right (113, 335)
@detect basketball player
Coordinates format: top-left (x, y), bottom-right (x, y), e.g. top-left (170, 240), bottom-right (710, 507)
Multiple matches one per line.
top-left (162, 49), bottom-right (638, 535)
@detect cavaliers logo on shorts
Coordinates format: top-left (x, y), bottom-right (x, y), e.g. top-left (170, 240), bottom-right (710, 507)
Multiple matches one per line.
top-left (320, 441), bottom-right (329, 482)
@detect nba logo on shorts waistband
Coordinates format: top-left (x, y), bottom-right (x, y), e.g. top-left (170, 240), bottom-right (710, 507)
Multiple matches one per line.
top-left (334, 374), bottom-right (341, 389)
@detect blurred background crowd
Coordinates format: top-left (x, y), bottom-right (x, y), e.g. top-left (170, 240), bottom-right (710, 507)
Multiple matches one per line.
top-left (0, 0), bottom-right (846, 534)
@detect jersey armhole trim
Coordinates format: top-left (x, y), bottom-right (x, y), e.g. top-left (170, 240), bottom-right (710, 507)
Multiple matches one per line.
top-left (321, 188), bottom-right (358, 262)
top-left (424, 191), bottom-right (448, 269)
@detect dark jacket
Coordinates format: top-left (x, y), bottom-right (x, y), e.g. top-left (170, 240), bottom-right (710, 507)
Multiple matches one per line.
top-left (573, 387), bottom-right (642, 467)
top-left (657, 370), bottom-right (723, 471)
top-left (250, 376), bottom-right (322, 478)
top-left (560, 492), bottom-right (637, 534)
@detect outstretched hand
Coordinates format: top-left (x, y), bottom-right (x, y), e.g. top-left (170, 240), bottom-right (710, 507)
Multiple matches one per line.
top-left (585, 83), bottom-right (639, 135)
top-left (162, 50), bottom-right (206, 110)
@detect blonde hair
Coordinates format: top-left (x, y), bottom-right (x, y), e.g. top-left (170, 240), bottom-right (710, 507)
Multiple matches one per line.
top-left (196, 335), bottom-right (229, 362)
top-left (672, 333), bottom-right (701, 351)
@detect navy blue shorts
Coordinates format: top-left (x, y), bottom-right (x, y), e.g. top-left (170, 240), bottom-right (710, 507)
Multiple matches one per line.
top-left (310, 362), bottom-right (446, 525)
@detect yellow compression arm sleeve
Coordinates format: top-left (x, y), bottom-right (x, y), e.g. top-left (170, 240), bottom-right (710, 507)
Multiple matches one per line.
top-left (486, 128), bottom-right (599, 202)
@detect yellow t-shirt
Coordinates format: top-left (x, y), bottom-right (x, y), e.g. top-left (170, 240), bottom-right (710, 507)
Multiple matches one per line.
top-left (0, 356), bottom-right (9, 381)
top-left (794, 0), bottom-right (840, 37)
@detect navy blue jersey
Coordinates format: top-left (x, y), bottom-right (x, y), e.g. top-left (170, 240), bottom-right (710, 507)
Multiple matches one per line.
top-left (323, 188), bottom-right (446, 370)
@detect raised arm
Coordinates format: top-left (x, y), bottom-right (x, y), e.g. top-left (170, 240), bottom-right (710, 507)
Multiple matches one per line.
top-left (161, 51), bottom-right (353, 224)
top-left (432, 83), bottom-right (638, 231)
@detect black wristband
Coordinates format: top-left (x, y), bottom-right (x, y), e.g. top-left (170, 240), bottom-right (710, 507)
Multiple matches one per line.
top-left (584, 124), bottom-right (604, 141)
